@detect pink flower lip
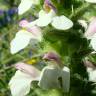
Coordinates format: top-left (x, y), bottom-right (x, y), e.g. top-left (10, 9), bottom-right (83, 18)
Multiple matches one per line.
top-left (19, 20), bottom-right (29, 28)
top-left (27, 26), bottom-right (41, 36)
top-left (15, 62), bottom-right (40, 77)
top-left (19, 20), bottom-right (42, 39)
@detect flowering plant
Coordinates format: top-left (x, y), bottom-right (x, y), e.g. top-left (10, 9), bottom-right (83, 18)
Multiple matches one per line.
top-left (8, 0), bottom-right (96, 96)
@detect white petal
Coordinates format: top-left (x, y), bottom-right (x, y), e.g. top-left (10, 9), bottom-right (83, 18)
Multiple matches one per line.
top-left (36, 10), bottom-right (56, 27)
top-left (87, 68), bottom-right (96, 82)
top-left (90, 33), bottom-right (96, 51)
top-left (38, 66), bottom-right (70, 92)
top-left (18, 0), bottom-right (33, 15)
top-left (9, 70), bottom-right (33, 96)
top-left (38, 66), bottom-right (61, 89)
top-left (89, 70), bottom-right (96, 82)
top-left (27, 20), bottom-right (38, 27)
top-left (61, 67), bottom-right (70, 92)
top-left (85, 0), bottom-right (96, 3)
top-left (10, 30), bottom-right (32, 54)
top-left (51, 15), bottom-right (73, 30)
top-left (38, 10), bottom-right (47, 17)
top-left (18, 0), bottom-right (39, 15)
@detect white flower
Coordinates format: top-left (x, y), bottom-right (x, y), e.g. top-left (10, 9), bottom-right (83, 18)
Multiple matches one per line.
top-left (87, 67), bottom-right (96, 82)
top-left (85, 0), bottom-right (96, 3)
top-left (10, 26), bottom-right (42, 54)
top-left (51, 15), bottom-right (73, 30)
top-left (84, 59), bottom-right (96, 82)
top-left (38, 66), bottom-right (70, 92)
top-left (9, 62), bottom-right (70, 96)
top-left (9, 70), bottom-right (40, 96)
top-left (24, 0), bottom-right (73, 30)
top-left (28, 9), bottom-right (73, 30)
top-left (36, 9), bottom-right (56, 27)
top-left (9, 63), bottom-right (40, 96)
top-left (9, 70), bottom-right (39, 96)
top-left (18, 0), bottom-right (39, 15)
top-left (28, 9), bottom-right (56, 27)
top-left (18, 0), bottom-right (73, 30)
top-left (9, 70), bottom-right (33, 96)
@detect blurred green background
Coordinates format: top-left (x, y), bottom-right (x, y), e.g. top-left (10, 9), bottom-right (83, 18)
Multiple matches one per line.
top-left (0, 0), bottom-right (31, 95)
top-left (0, 0), bottom-right (18, 95)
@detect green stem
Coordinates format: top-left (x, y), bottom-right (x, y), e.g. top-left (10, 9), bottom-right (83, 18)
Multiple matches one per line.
top-left (70, 3), bottom-right (91, 20)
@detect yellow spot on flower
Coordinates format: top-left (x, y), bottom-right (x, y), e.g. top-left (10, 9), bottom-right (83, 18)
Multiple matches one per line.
top-left (22, 28), bottom-right (27, 31)
top-left (26, 59), bottom-right (37, 65)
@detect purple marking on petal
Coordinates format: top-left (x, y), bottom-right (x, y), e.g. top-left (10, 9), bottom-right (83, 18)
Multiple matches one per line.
top-left (45, 0), bottom-right (56, 12)
top-left (43, 52), bottom-right (61, 64)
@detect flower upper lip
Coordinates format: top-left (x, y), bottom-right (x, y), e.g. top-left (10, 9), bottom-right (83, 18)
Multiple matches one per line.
top-left (44, 0), bottom-right (57, 12)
